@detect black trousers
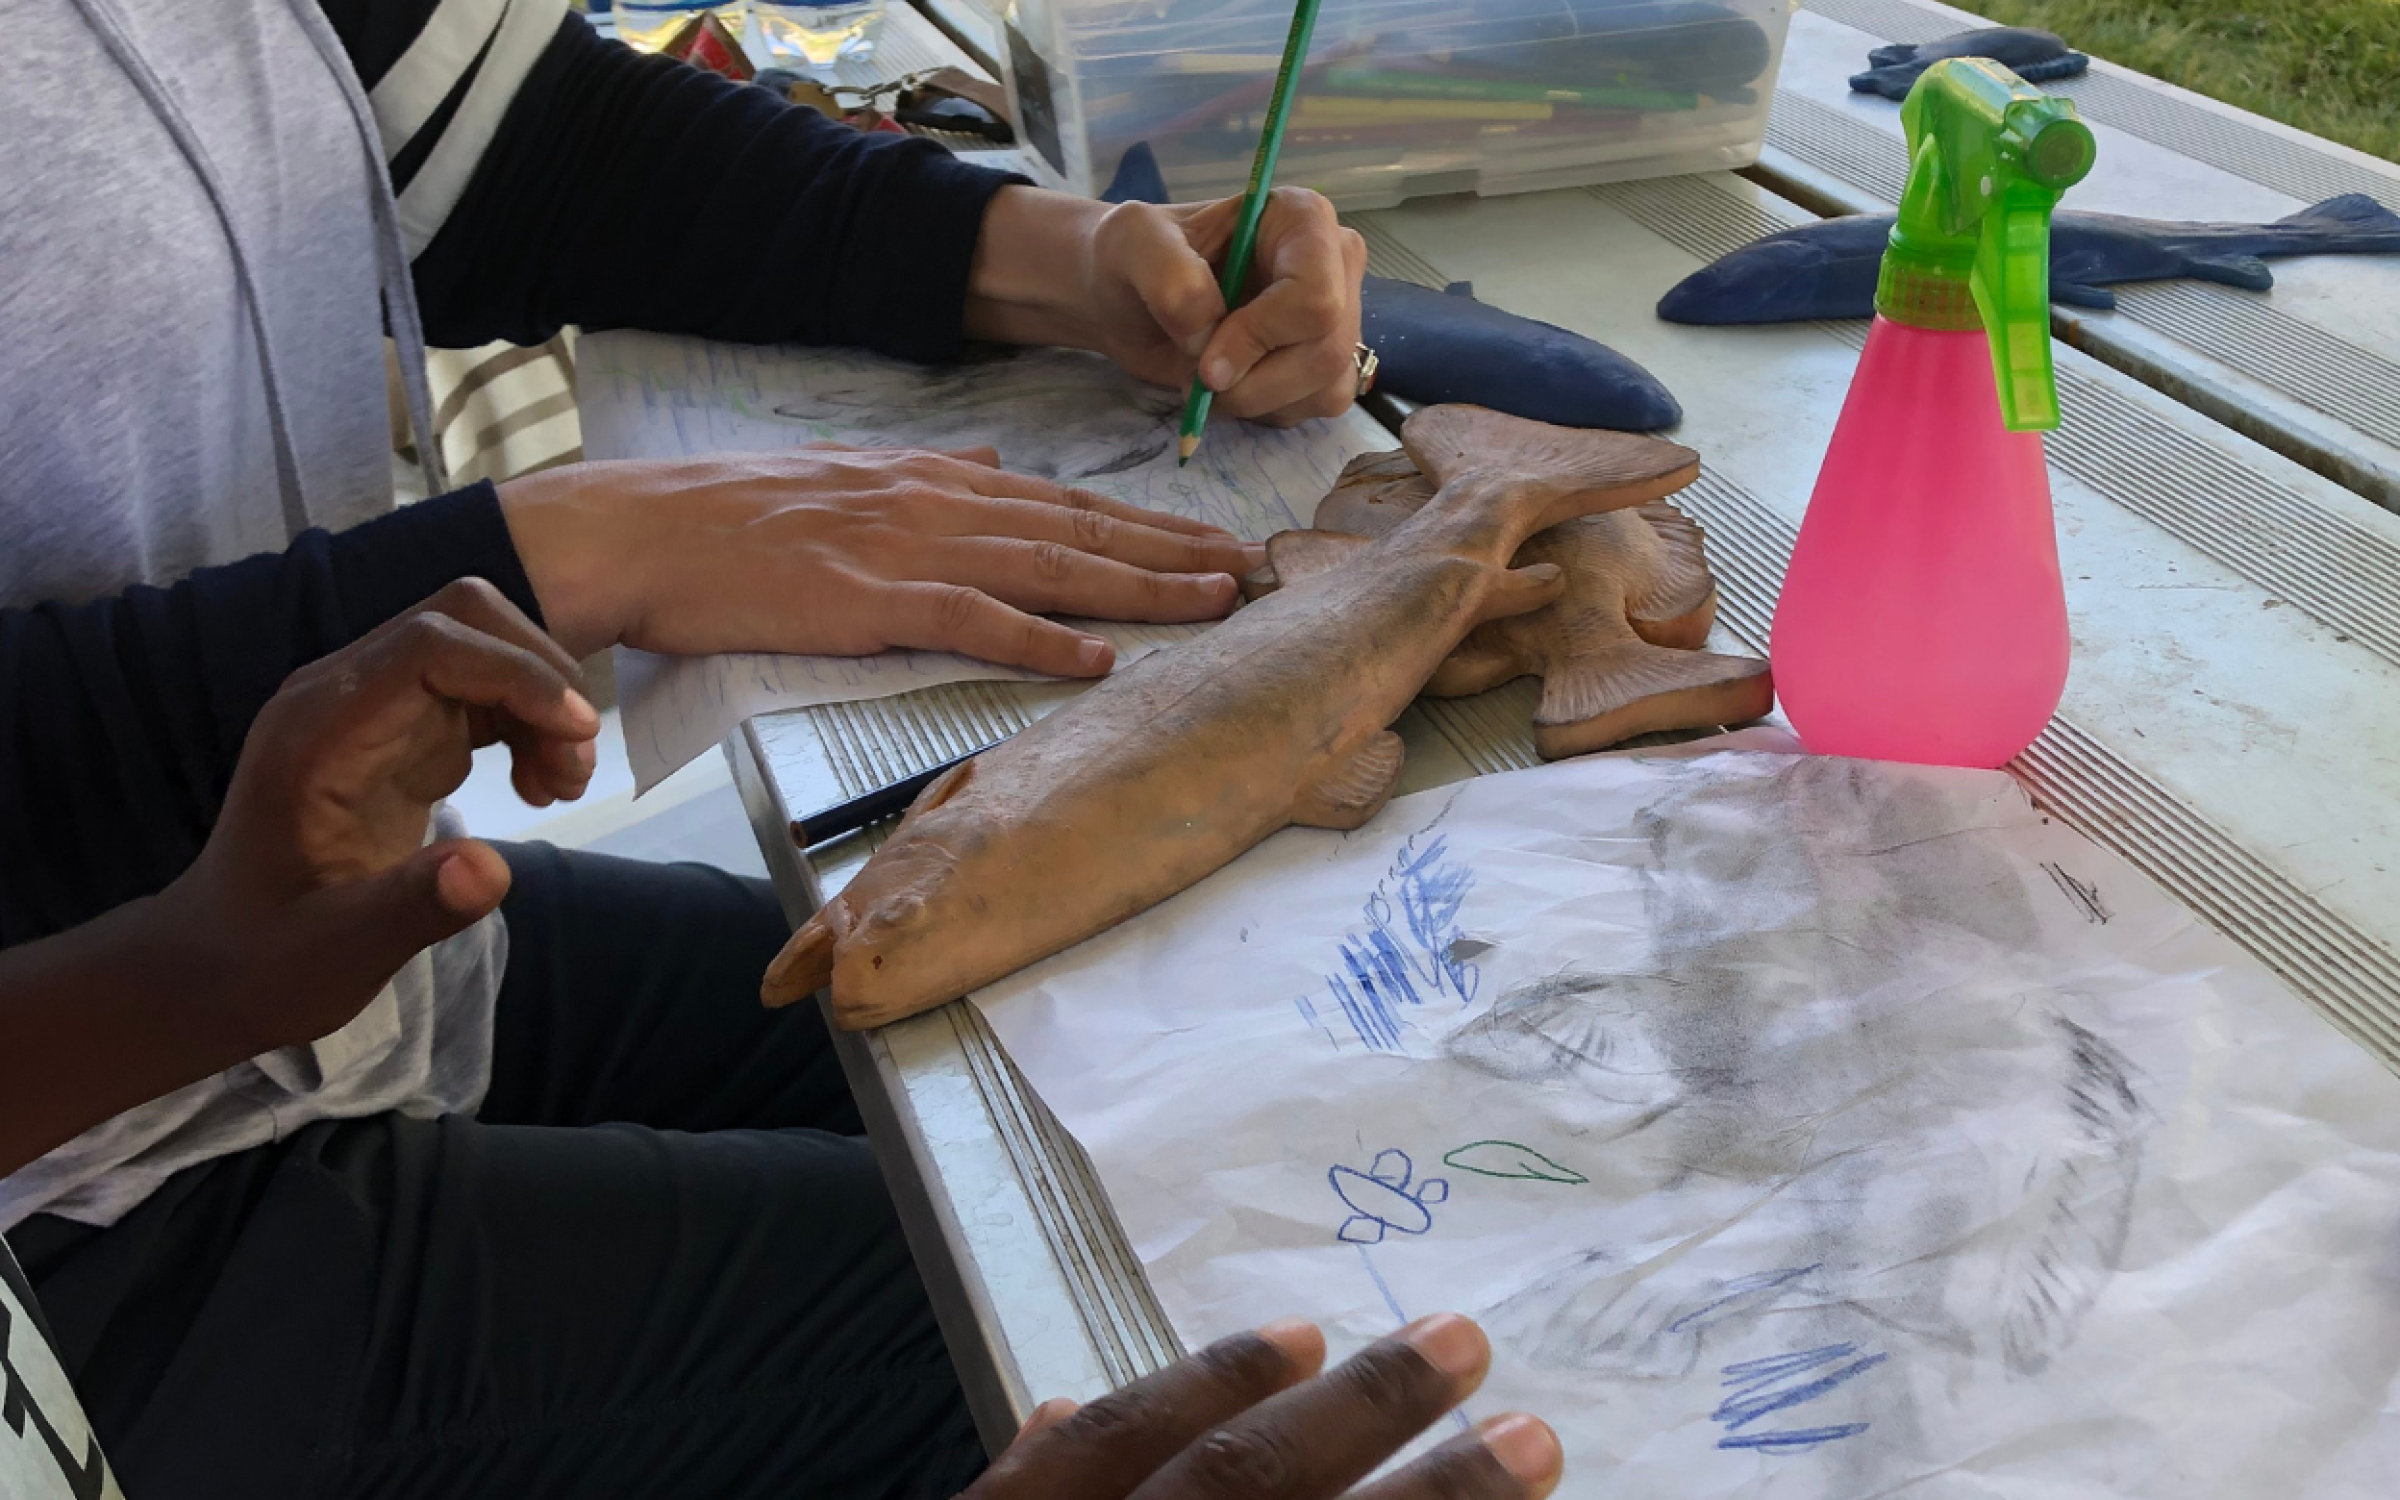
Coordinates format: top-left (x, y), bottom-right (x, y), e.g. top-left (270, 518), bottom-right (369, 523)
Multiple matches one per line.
top-left (7, 845), bottom-right (987, 1500)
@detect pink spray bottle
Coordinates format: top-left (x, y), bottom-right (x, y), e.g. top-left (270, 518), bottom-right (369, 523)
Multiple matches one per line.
top-left (1772, 59), bottom-right (2097, 768)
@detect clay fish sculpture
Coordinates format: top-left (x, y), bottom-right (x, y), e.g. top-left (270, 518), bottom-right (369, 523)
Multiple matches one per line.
top-left (1850, 27), bottom-right (2089, 102)
top-left (1257, 451), bottom-right (1773, 757)
top-left (1656, 194), bottom-right (2400, 324)
top-left (1361, 277), bottom-right (1684, 431)
top-left (1102, 144), bottom-right (1683, 432)
top-left (760, 407), bottom-right (1701, 1027)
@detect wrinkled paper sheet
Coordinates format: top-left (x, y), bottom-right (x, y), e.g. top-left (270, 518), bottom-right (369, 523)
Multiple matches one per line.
top-left (975, 746), bottom-right (2400, 1498)
top-left (576, 331), bottom-right (1391, 791)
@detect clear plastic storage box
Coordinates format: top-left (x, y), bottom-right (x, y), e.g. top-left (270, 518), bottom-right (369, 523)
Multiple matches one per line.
top-left (1000, 0), bottom-right (1795, 209)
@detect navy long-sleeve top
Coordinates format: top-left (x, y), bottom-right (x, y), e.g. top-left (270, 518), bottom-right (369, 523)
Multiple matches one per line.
top-left (4, 2), bottom-right (1021, 949)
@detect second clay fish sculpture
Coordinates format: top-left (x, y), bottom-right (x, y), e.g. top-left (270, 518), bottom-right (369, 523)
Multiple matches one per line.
top-left (1849, 27), bottom-right (2088, 102)
top-left (761, 406), bottom-right (1701, 1028)
top-left (1657, 195), bottom-right (2400, 324)
top-left (1254, 451), bottom-right (1774, 757)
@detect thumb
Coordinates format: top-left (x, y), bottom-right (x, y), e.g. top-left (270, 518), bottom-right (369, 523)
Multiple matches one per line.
top-left (1114, 206), bottom-right (1225, 359)
top-left (293, 838), bottom-right (513, 992)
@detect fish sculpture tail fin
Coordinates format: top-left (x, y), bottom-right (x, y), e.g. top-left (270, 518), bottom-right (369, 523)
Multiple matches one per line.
top-left (2278, 193), bottom-right (2400, 242)
top-left (1532, 643), bottom-right (1773, 760)
top-left (1401, 406), bottom-right (1701, 543)
top-left (762, 909), bottom-right (840, 1008)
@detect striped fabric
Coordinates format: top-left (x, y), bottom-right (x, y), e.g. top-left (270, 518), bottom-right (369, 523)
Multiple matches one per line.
top-left (392, 333), bottom-right (583, 497)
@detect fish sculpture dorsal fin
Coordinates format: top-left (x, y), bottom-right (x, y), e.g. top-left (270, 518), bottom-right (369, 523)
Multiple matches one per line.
top-left (1401, 406), bottom-right (1700, 528)
top-left (1291, 730), bottom-right (1407, 830)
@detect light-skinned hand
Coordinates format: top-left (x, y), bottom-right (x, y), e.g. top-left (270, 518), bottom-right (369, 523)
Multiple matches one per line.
top-left (498, 445), bottom-right (1264, 668)
top-left (966, 184), bottom-right (1369, 426)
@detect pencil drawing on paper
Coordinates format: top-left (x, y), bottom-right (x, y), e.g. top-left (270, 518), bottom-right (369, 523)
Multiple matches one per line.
top-left (1711, 1344), bottom-right (1889, 1454)
top-left (1330, 1149), bottom-right (1449, 1245)
top-left (767, 346), bottom-right (1180, 481)
top-left (1297, 805), bottom-right (1484, 1054)
top-left (972, 748), bottom-right (2400, 1496)
top-left (1461, 758), bottom-right (2157, 1458)
top-left (1443, 1140), bottom-right (1588, 1185)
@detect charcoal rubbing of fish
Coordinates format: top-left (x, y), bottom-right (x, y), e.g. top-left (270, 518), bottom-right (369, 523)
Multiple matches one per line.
top-left (1849, 27), bottom-right (2089, 102)
top-left (1656, 195), bottom-right (2400, 326)
top-left (1103, 144), bottom-right (1683, 432)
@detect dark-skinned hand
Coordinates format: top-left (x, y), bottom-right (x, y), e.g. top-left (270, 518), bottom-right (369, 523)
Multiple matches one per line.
top-left (163, 579), bottom-right (599, 1056)
top-left (965, 1313), bottom-right (1562, 1500)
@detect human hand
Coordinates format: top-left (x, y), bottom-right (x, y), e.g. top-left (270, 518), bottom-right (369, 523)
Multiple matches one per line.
top-left (499, 446), bottom-right (1263, 670)
top-left (966, 185), bottom-right (1368, 426)
top-left (966, 1314), bottom-right (1562, 1500)
top-left (167, 580), bottom-right (598, 1053)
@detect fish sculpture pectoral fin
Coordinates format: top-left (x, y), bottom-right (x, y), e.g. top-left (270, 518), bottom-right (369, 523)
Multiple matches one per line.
top-left (2015, 51), bottom-right (2091, 83)
top-left (2049, 280), bottom-right (2117, 311)
top-left (1532, 645), bottom-right (1775, 760)
top-left (762, 910), bottom-right (840, 1007)
top-left (1625, 502), bottom-right (1719, 645)
top-left (1263, 530), bottom-right (1374, 593)
top-left (1425, 632), bottom-right (1535, 698)
top-left (1291, 731), bottom-right (1408, 831)
top-left (1479, 562), bottom-right (1569, 623)
top-left (2180, 252), bottom-right (2275, 291)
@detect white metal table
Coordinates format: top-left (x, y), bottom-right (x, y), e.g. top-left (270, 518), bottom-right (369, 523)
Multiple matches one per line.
top-left (583, 0), bottom-right (2400, 1455)
top-left (1760, 0), bottom-right (2400, 509)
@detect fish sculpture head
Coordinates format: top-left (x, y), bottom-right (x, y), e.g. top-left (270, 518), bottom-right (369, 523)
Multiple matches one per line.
top-left (1654, 219), bottom-right (1895, 326)
top-left (760, 761), bottom-right (1008, 1025)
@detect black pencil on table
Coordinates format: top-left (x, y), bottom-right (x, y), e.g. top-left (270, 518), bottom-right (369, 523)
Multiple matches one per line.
top-left (788, 747), bottom-right (982, 849)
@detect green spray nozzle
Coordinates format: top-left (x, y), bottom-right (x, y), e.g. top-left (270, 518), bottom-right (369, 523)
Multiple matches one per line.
top-left (1874, 58), bottom-right (2097, 431)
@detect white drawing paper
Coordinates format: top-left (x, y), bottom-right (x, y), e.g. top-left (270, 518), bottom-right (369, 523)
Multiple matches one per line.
top-left (973, 746), bottom-right (2400, 1498)
top-left (576, 331), bottom-right (1393, 790)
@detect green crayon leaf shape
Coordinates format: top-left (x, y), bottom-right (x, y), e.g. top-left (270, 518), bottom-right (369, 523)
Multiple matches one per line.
top-left (1442, 1140), bottom-right (1588, 1186)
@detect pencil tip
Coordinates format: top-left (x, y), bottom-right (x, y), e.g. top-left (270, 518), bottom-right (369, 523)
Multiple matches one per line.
top-left (1177, 436), bottom-right (1201, 465)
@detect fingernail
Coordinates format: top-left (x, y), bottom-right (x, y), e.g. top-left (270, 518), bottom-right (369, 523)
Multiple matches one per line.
top-left (1077, 637), bottom-right (1111, 671)
top-left (1241, 541), bottom-right (1269, 569)
top-left (1181, 329), bottom-right (1211, 358)
top-left (1254, 1317), bottom-right (1324, 1365)
top-left (563, 689), bottom-right (599, 729)
top-left (1256, 1316), bottom-right (1315, 1347)
top-left (1399, 1313), bottom-right (1487, 1380)
top-left (1479, 1415), bottom-right (1563, 1487)
top-left (1204, 357), bottom-right (1235, 390)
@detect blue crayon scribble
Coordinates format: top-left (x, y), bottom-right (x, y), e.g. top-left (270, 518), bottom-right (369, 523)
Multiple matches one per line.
top-left (1710, 1341), bottom-right (1887, 1454)
top-left (1329, 1148), bottom-right (1449, 1245)
top-left (1315, 818), bottom-right (1482, 1053)
top-left (1716, 1424), bottom-right (1872, 1453)
top-left (1667, 1265), bottom-right (1820, 1335)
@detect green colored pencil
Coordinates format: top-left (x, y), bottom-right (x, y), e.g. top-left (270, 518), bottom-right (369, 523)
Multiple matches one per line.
top-left (1176, 0), bottom-right (1328, 466)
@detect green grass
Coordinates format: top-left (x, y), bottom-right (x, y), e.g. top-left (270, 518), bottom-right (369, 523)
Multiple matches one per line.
top-left (1972, 0), bottom-right (2400, 163)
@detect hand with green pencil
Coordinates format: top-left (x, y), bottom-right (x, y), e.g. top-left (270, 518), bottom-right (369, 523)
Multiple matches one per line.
top-left (963, 182), bottom-right (1367, 429)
